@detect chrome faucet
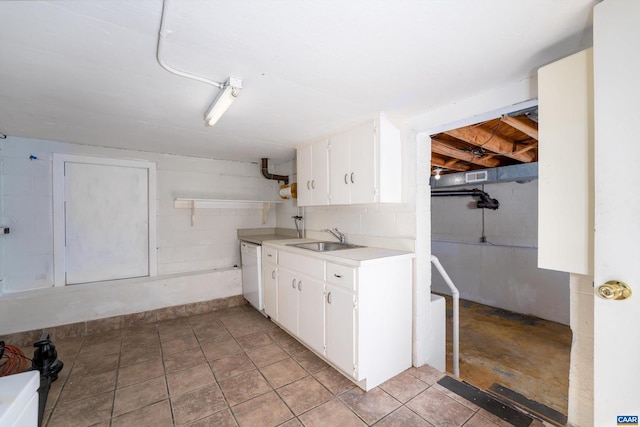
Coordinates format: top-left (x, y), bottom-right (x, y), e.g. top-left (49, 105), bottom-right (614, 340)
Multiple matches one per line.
top-left (323, 227), bottom-right (345, 243)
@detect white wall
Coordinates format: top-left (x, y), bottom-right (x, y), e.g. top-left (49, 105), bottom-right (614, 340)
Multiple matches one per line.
top-left (0, 136), bottom-right (282, 332)
top-left (431, 180), bottom-right (570, 324)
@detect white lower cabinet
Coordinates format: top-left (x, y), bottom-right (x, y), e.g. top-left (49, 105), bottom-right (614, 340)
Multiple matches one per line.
top-left (263, 242), bottom-right (412, 391)
top-left (263, 261), bottom-right (277, 319)
top-left (325, 283), bottom-right (355, 376)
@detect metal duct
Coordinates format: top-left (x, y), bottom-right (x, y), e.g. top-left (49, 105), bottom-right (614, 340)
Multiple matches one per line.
top-left (261, 158), bottom-right (289, 185)
top-left (431, 162), bottom-right (538, 188)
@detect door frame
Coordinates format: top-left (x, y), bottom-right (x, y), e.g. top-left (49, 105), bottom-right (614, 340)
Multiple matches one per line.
top-left (52, 153), bottom-right (157, 287)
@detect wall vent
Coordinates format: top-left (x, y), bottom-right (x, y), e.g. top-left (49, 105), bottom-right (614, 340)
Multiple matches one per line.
top-left (465, 170), bottom-right (488, 183)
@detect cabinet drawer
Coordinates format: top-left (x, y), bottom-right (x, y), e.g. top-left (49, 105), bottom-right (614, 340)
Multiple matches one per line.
top-left (279, 251), bottom-right (324, 279)
top-left (326, 263), bottom-right (355, 290)
top-left (263, 246), bottom-right (278, 263)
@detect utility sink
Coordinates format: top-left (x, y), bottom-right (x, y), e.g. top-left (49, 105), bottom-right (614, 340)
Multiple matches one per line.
top-left (288, 241), bottom-right (365, 252)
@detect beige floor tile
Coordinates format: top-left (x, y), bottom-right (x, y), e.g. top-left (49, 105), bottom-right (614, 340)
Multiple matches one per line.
top-left (298, 399), bottom-right (366, 427)
top-left (408, 364), bottom-right (446, 385)
top-left (119, 343), bottom-right (162, 367)
top-left (201, 337), bottom-right (243, 361)
top-left (277, 376), bottom-right (332, 415)
top-left (293, 350), bottom-right (329, 373)
top-left (260, 358), bottom-right (308, 388)
top-left (232, 391), bottom-right (294, 427)
top-left (463, 413), bottom-right (505, 427)
top-left (113, 376), bottom-right (168, 417)
top-left (313, 367), bottom-right (355, 395)
top-left (167, 363), bottom-right (215, 396)
top-left (192, 320), bottom-right (232, 343)
top-left (171, 383), bottom-right (228, 425)
top-left (476, 409), bottom-right (521, 427)
top-left (340, 387), bottom-right (401, 425)
top-left (164, 347), bottom-right (207, 374)
top-left (374, 406), bottom-right (434, 427)
top-left (77, 336), bottom-right (121, 359)
top-left (111, 399), bottom-right (174, 427)
top-left (58, 369), bottom-right (117, 403)
top-left (406, 387), bottom-right (474, 427)
top-left (117, 358), bottom-right (164, 388)
top-left (379, 370), bottom-right (429, 403)
top-left (48, 391), bottom-right (114, 427)
top-left (218, 369), bottom-right (272, 405)
top-left (279, 419), bottom-right (303, 427)
top-left (187, 409), bottom-right (238, 427)
top-left (210, 352), bottom-right (255, 380)
top-left (246, 343), bottom-right (289, 368)
top-left (235, 331), bottom-right (274, 352)
top-left (161, 332), bottom-right (199, 356)
top-left (158, 324), bottom-right (193, 343)
top-left (70, 352), bottom-right (119, 379)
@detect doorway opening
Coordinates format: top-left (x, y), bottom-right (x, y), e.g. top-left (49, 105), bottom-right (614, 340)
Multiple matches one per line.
top-left (429, 106), bottom-right (572, 422)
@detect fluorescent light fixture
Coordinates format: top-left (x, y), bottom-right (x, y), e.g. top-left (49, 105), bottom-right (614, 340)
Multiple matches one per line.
top-left (204, 77), bottom-right (242, 127)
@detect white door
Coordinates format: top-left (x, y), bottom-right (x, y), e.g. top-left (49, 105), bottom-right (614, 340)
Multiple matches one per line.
top-left (263, 262), bottom-right (278, 319)
top-left (277, 267), bottom-right (299, 335)
top-left (329, 131), bottom-right (351, 205)
top-left (349, 121), bottom-right (376, 204)
top-left (297, 145), bottom-right (313, 206)
top-left (326, 284), bottom-right (355, 376)
top-left (593, 1), bottom-right (640, 423)
top-left (311, 140), bottom-right (329, 205)
top-left (298, 275), bottom-right (325, 354)
top-left (64, 162), bottom-right (149, 284)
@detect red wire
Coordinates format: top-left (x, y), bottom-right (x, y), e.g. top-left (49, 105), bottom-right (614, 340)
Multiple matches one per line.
top-left (0, 345), bottom-right (31, 376)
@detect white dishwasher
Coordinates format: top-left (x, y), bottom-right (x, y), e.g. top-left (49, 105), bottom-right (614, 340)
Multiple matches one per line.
top-left (240, 241), bottom-right (263, 312)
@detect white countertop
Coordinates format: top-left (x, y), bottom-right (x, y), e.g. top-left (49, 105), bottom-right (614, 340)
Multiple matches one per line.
top-left (263, 238), bottom-right (414, 266)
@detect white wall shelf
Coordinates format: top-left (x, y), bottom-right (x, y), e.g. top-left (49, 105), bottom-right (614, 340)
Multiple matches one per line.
top-left (174, 198), bottom-right (283, 226)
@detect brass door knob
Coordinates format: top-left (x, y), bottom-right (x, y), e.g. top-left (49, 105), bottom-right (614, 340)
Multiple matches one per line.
top-left (597, 280), bottom-right (632, 300)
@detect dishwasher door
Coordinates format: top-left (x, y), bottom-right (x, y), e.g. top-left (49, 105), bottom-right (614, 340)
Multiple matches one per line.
top-left (240, 241), bottom-right (263, 311)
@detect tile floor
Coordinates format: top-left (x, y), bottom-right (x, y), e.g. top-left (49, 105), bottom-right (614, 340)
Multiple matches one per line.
top-left (34, 304), bottom-right (550, 427)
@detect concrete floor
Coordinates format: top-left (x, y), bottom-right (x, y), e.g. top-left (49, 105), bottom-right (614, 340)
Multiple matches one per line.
top-left (443, 297), bottom-right (572, 416)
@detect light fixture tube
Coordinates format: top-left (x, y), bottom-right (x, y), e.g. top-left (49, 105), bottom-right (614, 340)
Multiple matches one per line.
top-left (205, 77), bottom-right (242, 127)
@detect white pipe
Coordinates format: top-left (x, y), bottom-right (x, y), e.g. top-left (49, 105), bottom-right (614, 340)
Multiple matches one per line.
top-left (431, 255), bottom-right (460, 377)
top-left (156, 0), bottom-right (223, 89)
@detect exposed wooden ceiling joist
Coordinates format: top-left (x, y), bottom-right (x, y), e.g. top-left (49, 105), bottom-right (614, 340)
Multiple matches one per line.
top-left (501, 115), bottom-right (539, 139)
top-left (431, 137), bottom-right (502, 168)
top-left (431, 155), bottom-right (471, 172)
top-left (444, 125), bottom-right (536, 163)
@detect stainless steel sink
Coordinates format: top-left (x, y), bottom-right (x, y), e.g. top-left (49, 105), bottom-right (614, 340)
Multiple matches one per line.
top-left (288, 241), bottom-right (365, 252)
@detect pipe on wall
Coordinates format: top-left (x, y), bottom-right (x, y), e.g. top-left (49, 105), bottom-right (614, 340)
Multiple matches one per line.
top-left (261, 158), bottom-right (289, 185)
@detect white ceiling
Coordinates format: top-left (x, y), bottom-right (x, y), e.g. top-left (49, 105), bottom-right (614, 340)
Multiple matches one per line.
top-left (0, 0), bottom-right (595, 163)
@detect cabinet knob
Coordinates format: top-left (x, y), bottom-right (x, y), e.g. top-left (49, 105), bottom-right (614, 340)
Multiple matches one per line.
top-left (344, 173), bottom-right (349, 184)
top-left (307, 180), bottom-right (311, 190)
top-left (334, 273), bottom-right (342, 279)
top-left (298, 280), bottom-right (302, 291)
top-left (350, 172), bottom-right (355, 183)
top-left (327, 292), bottom-right (332, 304)
top-left (271, 270), bottom-right (276, 279)
top-left (292, 279), bottom-right (296, 288)
top-left (311, 180), bottom-right (316, 189)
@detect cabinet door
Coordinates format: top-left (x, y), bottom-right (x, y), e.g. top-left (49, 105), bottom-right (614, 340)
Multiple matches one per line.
top-left (349, 121), bottom-right (376, 204)
top-left (297, 145), bottom-right (313, 207)
top-left (263, 262), bottom-right (278, 319)
top-left (298, 276), bottom-right (325, 355)
top-left (329, 131), bottom-right (351, 205)
top-left (277, 267), bottom-right (299, 335)
top-left (326, 284), bottom-right (356, 377)
top-left (311, 140), bottom-right (329, 205)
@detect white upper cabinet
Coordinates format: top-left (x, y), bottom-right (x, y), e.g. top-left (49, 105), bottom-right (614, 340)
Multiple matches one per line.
top-left (297, 113), bottom-right (401, 206)
top-left (297, 140), bottom-right (329, 206)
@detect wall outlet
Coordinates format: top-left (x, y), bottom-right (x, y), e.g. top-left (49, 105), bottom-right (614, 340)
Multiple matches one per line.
top-left (1, 227), bottom-right (9, 234)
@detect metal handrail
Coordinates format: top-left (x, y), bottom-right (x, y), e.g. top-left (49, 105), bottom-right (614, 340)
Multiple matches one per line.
top-left (431, 255), bottom-right (460, 377)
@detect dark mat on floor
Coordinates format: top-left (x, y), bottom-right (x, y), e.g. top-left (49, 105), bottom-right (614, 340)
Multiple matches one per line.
top-left (437, 376), bottom-right (533, 427)
top-left (489, 383), bottom-right (568, 427)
